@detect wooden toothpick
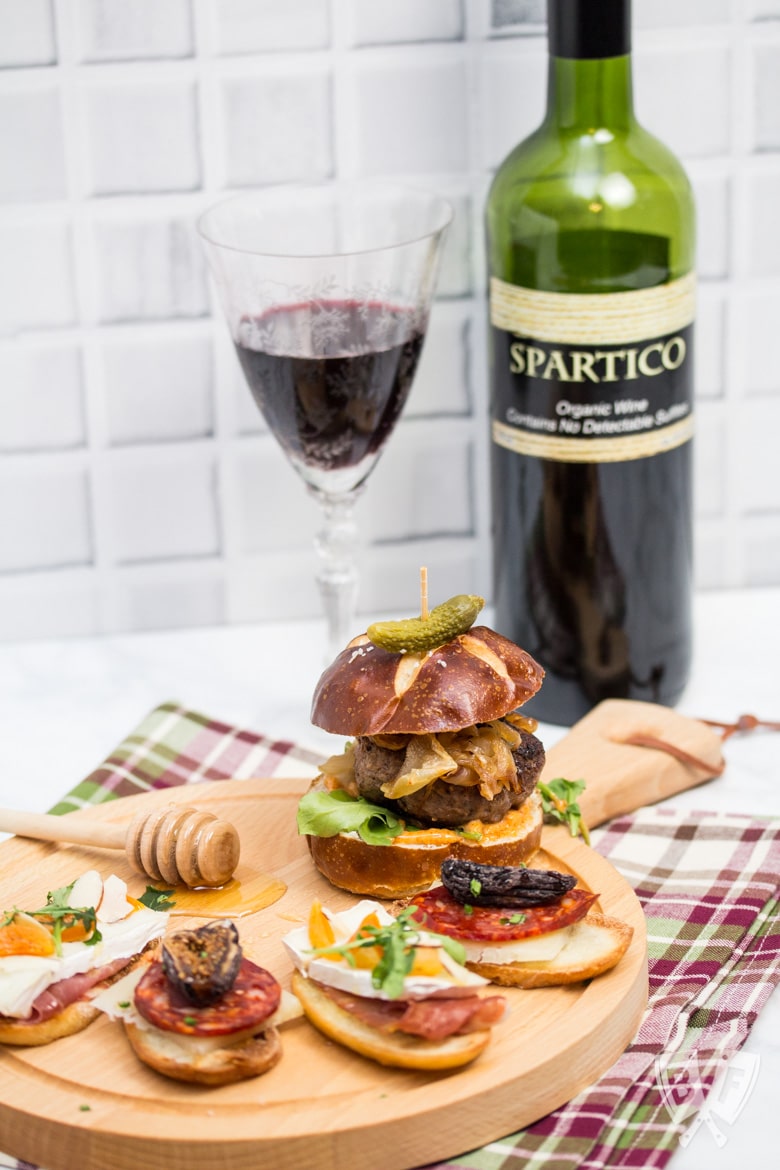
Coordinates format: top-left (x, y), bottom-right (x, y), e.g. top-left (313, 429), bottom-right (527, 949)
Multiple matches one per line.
top-left (420, 566), bottom-right (429, 620)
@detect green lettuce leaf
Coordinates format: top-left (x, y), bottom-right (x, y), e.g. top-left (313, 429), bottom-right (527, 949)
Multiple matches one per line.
top-left (296, 789), bottom-right (404, 846)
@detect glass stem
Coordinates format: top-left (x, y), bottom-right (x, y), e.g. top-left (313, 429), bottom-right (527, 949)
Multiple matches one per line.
top-left (310, 485), bottom-right (363, 664)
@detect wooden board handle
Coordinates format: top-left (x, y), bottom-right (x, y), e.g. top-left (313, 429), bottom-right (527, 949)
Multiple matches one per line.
top-left (542, 699), bottom-right (726, 829)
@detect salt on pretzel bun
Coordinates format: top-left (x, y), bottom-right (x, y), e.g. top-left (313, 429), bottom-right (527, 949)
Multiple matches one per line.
top-left (311, 625), bottom-right (544, 736)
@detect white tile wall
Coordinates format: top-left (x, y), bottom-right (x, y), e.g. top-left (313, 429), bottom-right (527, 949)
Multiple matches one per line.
top-left (745, 171), bottom-right (780, 276)
top-left (350, 54), bottom-right (469, 175)
top-left (695, 287), bottom-right (726, 399)
top-left (0, 218), bottom-right (76, 335)
top-left (75, 0), bottom-right (194, 63)
top-left (91, 211), bottom-right (209, 322)
top-left (234, 446), bottom-right (317, 555)
top-left (104, 447), bottom-right (220, 563)
top-left (752, 40), bottom-right (780, 151)
top-left (0, 0), bottom-right (777, 642)
top-left (212, 0), bottom-right (331, 55)
top-left (0, 83), bottom-right (66, 201)
top-left (83, 79), bottom-right (201, 195)
top-left (691, 173), bottom-right (731, 281)
top-left (350, 0), bottom-right (465, 46)
top-left (219, 69), bottom-right (333, 187)
top-left (0, 343), bottom-right (84, 450)
top-left (0, 460), bottom-right (92, 572)
top-left (0, 0), bottom-right (56, 68)
top-left (743, 289), bottom-right (780, 395)
top-left (100, 330), bottom-right (214, 445)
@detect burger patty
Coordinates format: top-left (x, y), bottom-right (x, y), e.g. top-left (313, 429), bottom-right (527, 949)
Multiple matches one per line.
top-left (353, 728), bottom-right (545, 828)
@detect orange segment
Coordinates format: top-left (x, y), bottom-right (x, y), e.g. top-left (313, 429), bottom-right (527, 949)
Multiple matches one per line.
top-left (60, 920), bottom-right (92, 943)
top-left (308, 900), bottom-right (338, 958)
top-left (349, 912), bottom-right (383, 970)
top-left (350, 944), bottom-right (384, 970)
top-left (0, 912), bottom-right (56, 957)
top-left (409, 946), bottom-right (446, 977)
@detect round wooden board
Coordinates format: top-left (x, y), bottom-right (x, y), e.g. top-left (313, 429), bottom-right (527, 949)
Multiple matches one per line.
top-left (0, 777), bottom-right (647, 1170)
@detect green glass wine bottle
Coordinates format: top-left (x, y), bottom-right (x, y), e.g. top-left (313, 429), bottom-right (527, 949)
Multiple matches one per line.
top-left (487, 0), bottom-right (696, 725)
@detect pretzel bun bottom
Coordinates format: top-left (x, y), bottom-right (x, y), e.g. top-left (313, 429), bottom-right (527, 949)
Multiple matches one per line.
top-left (306, 788), bottom-right (544, 899)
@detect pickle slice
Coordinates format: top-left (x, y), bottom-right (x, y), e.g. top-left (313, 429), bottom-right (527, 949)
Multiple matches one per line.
top-left (367, 593), bottom-right (485, 653)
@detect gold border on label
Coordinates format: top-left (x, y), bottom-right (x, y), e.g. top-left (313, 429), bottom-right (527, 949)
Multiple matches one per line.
top-left (490, 272), bottom-right (696, 345)
top-left (492, 414), bottom-right (694, 463)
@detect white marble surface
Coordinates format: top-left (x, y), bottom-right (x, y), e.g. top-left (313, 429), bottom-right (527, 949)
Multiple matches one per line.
top-left (0, 587), bottom-right (777, 1169)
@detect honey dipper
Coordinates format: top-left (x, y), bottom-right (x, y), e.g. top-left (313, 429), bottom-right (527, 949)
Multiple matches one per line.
top-left (0, 803), bottom-right (240, 889)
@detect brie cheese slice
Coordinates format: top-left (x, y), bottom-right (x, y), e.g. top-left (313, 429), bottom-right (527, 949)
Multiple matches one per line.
top-left (282, 899), bottom-right (488, 1001)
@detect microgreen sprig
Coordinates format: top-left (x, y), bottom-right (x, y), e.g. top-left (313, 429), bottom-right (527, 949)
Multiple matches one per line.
top-left (29, 881), bottom-right (102, 955)
top-left (138, 887), bottom-right (176, 912)
top-left (538, 777), bottom-right (591, 844)
top-left (309, 906), bottom-right (466, 999)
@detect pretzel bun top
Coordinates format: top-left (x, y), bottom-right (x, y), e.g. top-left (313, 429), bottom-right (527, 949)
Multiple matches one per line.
top-left (310, 626), bottom-right (544, 736)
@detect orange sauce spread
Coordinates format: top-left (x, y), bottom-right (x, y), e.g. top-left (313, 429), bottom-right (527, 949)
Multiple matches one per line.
top-left (393, 805), bottom-right (535, 848)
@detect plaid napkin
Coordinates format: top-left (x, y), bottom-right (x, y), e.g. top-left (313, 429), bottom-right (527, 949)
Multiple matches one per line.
top-left (3, 702), bottom-right (779, 1170)
top-left (47, 699), bottom-right (323, 815)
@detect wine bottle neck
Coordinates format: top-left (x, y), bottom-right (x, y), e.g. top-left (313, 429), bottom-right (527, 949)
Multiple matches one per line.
top-left (545, 54), bottom-right (635, 133)
top-left (548, 0), bottom-right (631, 59)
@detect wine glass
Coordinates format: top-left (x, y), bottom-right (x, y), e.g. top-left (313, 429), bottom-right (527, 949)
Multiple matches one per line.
top-left (197, 182), bottom-right (452, 661)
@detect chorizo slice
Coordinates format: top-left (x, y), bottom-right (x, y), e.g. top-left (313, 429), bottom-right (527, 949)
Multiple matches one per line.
top-left (134, 958), bottom-right (281, 1036)
top-left (410, 886), bottom-right (596, 942)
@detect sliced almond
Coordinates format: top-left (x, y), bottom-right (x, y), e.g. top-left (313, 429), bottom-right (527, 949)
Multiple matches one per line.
top-left (97, 873), bottom-right (134, 923)
top-left (68, 870), bottom-right (103, 912)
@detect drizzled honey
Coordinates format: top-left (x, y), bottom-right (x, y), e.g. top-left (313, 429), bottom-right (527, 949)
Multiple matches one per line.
top-left (139, 865), bottom-right (287, 919)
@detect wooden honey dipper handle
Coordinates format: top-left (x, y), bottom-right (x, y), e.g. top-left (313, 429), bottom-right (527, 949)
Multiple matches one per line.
top-left (0, 804), bottom-right (240, 890)
top-left (0, 806), bottom-right (125, 849)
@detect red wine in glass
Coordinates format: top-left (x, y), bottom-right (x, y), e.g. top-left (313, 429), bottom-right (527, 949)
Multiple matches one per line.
top-left (198, 182), bottom-right (452, 661)
top-left (234, 299), bottom-right (425, 495)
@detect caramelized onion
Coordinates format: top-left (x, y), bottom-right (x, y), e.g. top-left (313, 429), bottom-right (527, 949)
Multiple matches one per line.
top-left (319, 741), bottom-right (359, 796)
top-left (319, 719), bottom-right (533, 805)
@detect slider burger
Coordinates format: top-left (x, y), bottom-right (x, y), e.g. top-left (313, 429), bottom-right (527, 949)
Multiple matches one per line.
top-left (409, 859), bottom-right (633, 988)
top-left (298, 594), bottom-right (547, 898)
top-left (97, 920), bottom-right (299, 1085)
top-left (0, 869), bottom-right (168, 1047)
top-left (283, 899), bottom-right (506, 1070)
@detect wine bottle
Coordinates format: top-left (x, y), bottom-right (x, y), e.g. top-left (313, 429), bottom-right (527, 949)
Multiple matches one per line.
top-left (486, 0), bottom-right (696, 725)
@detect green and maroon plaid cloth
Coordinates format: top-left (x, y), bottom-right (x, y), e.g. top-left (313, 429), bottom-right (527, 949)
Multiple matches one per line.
top-left (47, 699), bottom-right (323, 815)
top-left (3, 702), bottom-right (779, 1170)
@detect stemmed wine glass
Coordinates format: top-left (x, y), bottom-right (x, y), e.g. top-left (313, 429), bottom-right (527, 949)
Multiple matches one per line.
top-left (198, 182), bottom-right (452, 661)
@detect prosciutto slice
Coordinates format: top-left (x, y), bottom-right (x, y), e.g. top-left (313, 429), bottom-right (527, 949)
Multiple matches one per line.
top-left (319, 983), bottom-right (506, 1041)
top-left (5, 956), bottom-right (133, 1026)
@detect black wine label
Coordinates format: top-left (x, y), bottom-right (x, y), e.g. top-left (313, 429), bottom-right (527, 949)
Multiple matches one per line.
top-left (489, 273), bottom-right (695, 463)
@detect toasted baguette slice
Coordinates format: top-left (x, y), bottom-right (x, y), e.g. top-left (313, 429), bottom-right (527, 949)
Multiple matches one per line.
top-left (0, 947), bottom-right (154, 1048)
top-left (0, 994), bottom-right (104, 1048)
top-left (124, 1018), bottom-right (282, 1086)
top-left (291, 971), bottom-right (492, 1071)
top-left (465, 913), bottom-right (633, 989)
